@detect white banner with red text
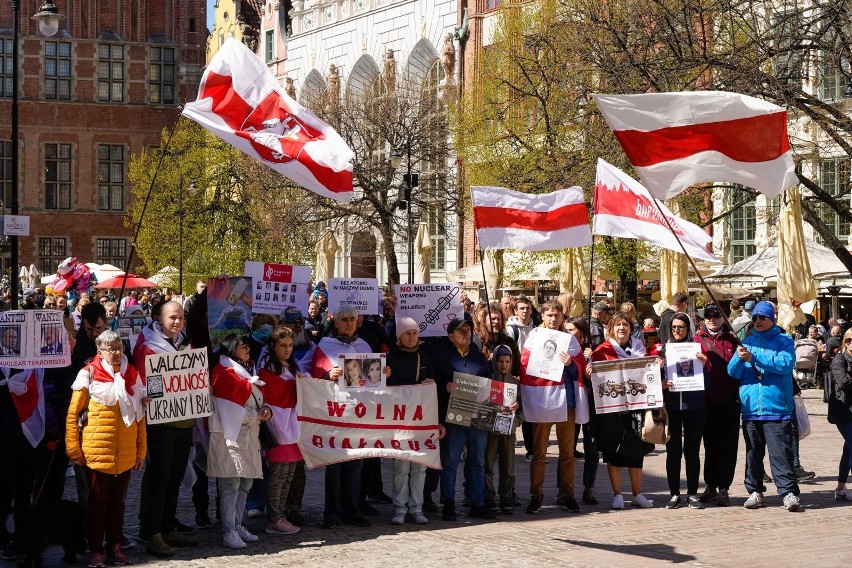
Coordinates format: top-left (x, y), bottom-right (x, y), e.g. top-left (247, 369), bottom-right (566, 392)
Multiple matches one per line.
top-left (296, 377), bottom-right (442, 469)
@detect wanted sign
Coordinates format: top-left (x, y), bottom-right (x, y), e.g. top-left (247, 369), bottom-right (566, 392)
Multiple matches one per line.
top-left (394, 283), bottom-right (463, 337)
top-left (328, 278), bottom-right (379, 314)
top-left (589, 356), bottom-right (664, 414)
top-left (0, 310), bottom-right (71, 368)
top-left (145, 347), bottom-right (215, 424)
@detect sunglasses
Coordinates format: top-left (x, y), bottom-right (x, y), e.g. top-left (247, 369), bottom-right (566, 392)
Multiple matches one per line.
top-left (845, 338), bottom-right (852, 344)
top-left (752, 314), bottom-right (770, 322)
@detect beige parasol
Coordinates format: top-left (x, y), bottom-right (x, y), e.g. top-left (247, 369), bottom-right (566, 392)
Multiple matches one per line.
top-left (654, 201), bottom-right (689, 316)
top-left (315, 227), bottom-right (341, 284)
top-left (414, 222), bottom-right (433, 283)
top-left (482, 250), bottom-right (499, 300)
top-left (777, 187), bottom-right (816, 329)
top-left (559, 248), bottom-right (588, 316)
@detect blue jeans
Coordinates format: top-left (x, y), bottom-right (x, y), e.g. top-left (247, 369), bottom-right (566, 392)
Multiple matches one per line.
top-left (835, 421), bottom-right (852, 484)
top-left (742, 419), bottom-right (798, 497)
top-left (441, 424), bottom-right (487, 506)
top-left (217, 477), bottom-right (253, 532)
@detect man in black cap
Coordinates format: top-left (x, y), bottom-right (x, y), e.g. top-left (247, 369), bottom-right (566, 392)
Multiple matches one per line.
top-left (659, 292), bottom-right (689, 344)
top-left (427, 318), bottom-right (495, 521)
top-left (589, 302), bottom-right (611, 349)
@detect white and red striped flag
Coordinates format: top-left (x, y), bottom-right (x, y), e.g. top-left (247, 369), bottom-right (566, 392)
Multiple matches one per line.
top-left (470, 186), bottom-right (592, 251)
top-left (592, 91), bottom-right (799, 200)
top-left (183, 38), bottom-right (354, 202)
top-left (593, 159), bottom-right (719, 263)
top-left (5, 368), bottom-right (45, 447)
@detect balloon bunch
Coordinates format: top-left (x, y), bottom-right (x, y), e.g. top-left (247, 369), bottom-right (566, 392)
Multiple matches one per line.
top-left (45, 257), bottom-right (93, 299)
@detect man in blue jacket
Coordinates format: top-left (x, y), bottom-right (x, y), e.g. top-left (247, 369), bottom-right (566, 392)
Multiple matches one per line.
top-left (727, 301), bottom-right (801, 511)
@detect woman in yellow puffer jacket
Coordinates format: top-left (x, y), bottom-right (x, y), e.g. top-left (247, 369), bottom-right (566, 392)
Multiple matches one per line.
top-left (66, 331), bottom-right (147, 568)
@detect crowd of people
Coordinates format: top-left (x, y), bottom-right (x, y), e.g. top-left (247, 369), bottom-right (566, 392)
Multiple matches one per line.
top-left (1, 282), bottom-right (851, 568)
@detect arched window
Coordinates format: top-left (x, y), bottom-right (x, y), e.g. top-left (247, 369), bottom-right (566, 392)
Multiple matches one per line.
top-left (299, 69), bottom-right (326, 112)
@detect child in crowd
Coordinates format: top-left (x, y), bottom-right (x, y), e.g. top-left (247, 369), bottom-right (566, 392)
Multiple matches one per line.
top-left (485, 345), bottom-right (521, 514)
top-left (257, 327), bottom-right (303, 537)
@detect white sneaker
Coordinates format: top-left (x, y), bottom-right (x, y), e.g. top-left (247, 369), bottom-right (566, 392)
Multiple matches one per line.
top-left (611, 494), bottom-right (624, 509)
top-left (390, 513), bottom-right (405, 525)
top-left (743, 491), bottom-right (765, 509)
top-left (265, 519), bottom-right (300, 535)
top-left (835, 488), bottom-right (852, 501)
top-left (783, 493), bottom-right (802, 512)
top-left (246, 508), bottom-right (263, 519)
top-left (413, 512), bottom-right (429, 525)
top-left (223, 530), bottom-right (246, 549)
top-left (631, 494), bottom-right (653, 508)
top-left (236, 525), bottom-right (259, 542)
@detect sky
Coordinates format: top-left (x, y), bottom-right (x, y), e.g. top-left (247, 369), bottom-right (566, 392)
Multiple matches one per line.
top-left (207, 0), bottom-right (216, 30)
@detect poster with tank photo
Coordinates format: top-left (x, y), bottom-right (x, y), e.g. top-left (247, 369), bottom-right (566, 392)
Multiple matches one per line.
top-left (207, 277), bottom-right (254, 350)
top-left (588, 356), bottom-right (664, 414)
top-left (0, 310), bottom-right (71, 368)
top-left (665, 342), bottom-right (705, 392)
top-left (446, 372), bottom-right (518, 435)
top-left (338, 353), bottom-right (386, 389)
top-left (523, 329), bottom-right (574, 382)
top-left (243, 261), bottom-right (311, 316)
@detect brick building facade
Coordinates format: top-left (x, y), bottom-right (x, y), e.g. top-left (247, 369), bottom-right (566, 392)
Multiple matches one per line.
top-left (0, 0), bottom-right (205, 279)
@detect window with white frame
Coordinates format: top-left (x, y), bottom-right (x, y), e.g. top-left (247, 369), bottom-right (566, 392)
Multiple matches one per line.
top-left (98, 144), bottom-right (125, 211)
top-left (817, 157), bottom-right (852, 244)
top-left (265, 30), bottom-right (274, 62)
top-left (98, 44), bottom-right (124, 102)
top-left (45, 41), bottom-right (72, 100)
top-left (426, 204), bottom-right (447, 271)
top-left (727, 191), bottom-right (756, 263)
top-left (45, 143), bottom-right (72, 210)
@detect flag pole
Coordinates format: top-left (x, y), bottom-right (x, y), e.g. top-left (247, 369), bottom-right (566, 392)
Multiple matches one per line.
top-left (650, 200), bottom-right (733, 330)
top-left (118, 113), bottom-right (184, 302)
top-left (478, 248), bottom-right (492, 311)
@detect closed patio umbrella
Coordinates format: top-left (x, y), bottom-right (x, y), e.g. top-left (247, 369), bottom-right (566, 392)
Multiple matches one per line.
top-left (559, 248), bottom-right (588, 316)
top-left (414, 222), bottom-right (433, 284)
top-left (315, 227), bottom-right (340, 284)
top-left (777, 187), bottom-right (816, 329)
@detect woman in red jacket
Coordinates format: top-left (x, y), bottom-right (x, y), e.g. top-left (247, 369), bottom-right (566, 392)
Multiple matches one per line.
top-left (587, 311), bottom-right (655, 510)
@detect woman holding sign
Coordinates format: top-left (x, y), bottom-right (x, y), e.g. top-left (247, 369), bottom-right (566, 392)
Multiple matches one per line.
top-left (208, 334), bottom-right (272, 549)
top-left (65, 330), bottom-right (146, 568)
top-left (588, 312), bottom-right (655, 510)
top-left (659, 312), bottom-right (708, 510)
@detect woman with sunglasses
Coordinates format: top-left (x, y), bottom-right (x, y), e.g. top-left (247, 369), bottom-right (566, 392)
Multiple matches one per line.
top-left (208, 334), bottom-right (272, 549)
top-left (828, 328), bottom-right (852, 501)
top-left (588, 311), bottom-right (655, 510)
top-left (660, 312), bottom-right (707, 510)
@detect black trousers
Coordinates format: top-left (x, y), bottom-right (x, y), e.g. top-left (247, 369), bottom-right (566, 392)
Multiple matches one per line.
top-left (702, 400), bottom-right (741, 491)
top-left (139, 425), bottom-right (192, 537)
top-left (0, 433), bottom-right (37, 543)
top-left (665, 406), bottom-right (707, 496)
top-left (324, 459), bottom-right (363, 522)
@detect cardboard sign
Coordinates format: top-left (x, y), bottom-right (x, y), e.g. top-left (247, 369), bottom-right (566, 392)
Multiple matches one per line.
top-left (207, 277), bottom-right (253, 349)
top-left (447, 372), bottom-right (518, 435)
top-left (589, 356), bottom-right (664, 414)
top-left (296, 378), bottom-right (441, 469)
top-left (665, 342), bottom-right (705, 392)
top-left (328, 278), bottom-right (379, 315)
top-left (523, 329), bottom-right (574, 382)
top-left (144, 347), bottom-right (215, 424)
top-left (338, 352), bottom-right (386, 389)
top-left (0, 310), bottom-right (71, 368)
top-left (394, 283), bottom-right (463, 337)
top-left (244, 261), bottom-right (311, 316)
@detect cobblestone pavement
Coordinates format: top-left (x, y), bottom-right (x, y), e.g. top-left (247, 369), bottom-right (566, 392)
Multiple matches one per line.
top-left (30, 389), bottom-right (852, 567)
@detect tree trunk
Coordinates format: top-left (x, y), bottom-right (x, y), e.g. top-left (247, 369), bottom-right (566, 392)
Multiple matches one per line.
top-left (800, 200), bottom-right (852, 273)
top-left (378, 226), bottom-right (401, 287)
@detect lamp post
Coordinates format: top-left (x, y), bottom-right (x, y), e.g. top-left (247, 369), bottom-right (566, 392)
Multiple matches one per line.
top-left (391, 146), bottom-right (419, 283)
top-left (178, 180), bottom-right (197, 294)
top-left (8, 1), bottom-right (62, 306)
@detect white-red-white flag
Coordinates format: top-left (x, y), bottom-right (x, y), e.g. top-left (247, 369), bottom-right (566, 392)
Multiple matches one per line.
top-left (593, 159), bottom-right (720, 263)
top-left (471, 186), bottom-right (592, 251)
top-left (183, 38), bottom-right (354, 202)
top-left (592, 91), bottom-right (799, 200)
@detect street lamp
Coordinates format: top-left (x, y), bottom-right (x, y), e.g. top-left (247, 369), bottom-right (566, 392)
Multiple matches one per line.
top-left (178, 180), bottom-right (197, 294)
top-left (9, 1), bottom-right (63, 306)
top-left (391, 146), bottom-right (419, 283)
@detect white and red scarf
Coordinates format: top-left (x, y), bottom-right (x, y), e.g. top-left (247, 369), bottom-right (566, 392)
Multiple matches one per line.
top-left (311, 335), bottom-right (372, 379)
top-left (72, 355), bottom-right (145, 427)
top-left (2, 368), bottom-right (45, 447)
top-left (520, 327), bottom-right (584, 423)
top-left (258, 367), bottom-right (299, 445)
top-left (212, 356), bottom-right (264, 448)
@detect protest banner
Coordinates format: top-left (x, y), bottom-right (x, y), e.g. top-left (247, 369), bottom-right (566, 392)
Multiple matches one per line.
top-left (523, 329), bottom-right (574, 382)
top-left (665, 342), bottom-right (705, 392)
top-left (116, 316), bottom-right (151, 351)
top-left (296, 377), bottom-right (441, 469)
top-left (207, 277), bottom-right (254, 349)
top-left (0, 310), bottom-right (71, 368)
top-left (144, 347), bottom-right (215, 425)
top-left (589, 356), bottom-right (664, 414)
top-left (447, 372), bottom-right (518, 435)
top-left (328, 278), bottom-right (379, 314)
top-left (244, 261), bottom-right (311, 316)
top-left (338, 352), bottom-right (386, 389)
top-left (393, 283), bottom-right (463, 337)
